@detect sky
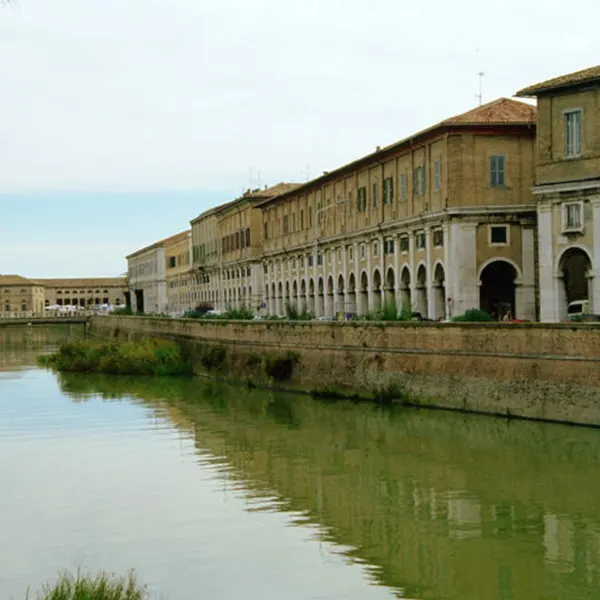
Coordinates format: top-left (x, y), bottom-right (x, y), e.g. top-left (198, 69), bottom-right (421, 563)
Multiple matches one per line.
top-left (0, 0), bottom-right (599, 277)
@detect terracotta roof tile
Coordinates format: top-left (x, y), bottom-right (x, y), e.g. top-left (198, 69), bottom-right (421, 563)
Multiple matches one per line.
top-left (442, 97), bottom-right (536, 125)
top-left (516, 65), bottom-right (600, 97)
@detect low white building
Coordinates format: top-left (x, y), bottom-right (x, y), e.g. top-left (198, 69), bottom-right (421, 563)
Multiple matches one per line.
top-left (126, 232), bottom-right (188, 314)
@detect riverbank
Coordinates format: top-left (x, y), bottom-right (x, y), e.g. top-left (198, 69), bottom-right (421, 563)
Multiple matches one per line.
top-left (89, 315), bottom-right (600, 427)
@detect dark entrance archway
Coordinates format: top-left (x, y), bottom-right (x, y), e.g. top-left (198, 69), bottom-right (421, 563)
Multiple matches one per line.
top-left (558, 247), bottom-right (592, 320)
top-left (479, 261), bottom-right (517, 320)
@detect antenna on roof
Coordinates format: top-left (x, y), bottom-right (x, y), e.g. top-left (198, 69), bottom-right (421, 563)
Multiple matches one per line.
top-left (477, 71), bottom-right (485, 106)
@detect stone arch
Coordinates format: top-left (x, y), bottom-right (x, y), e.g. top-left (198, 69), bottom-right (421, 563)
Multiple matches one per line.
top-left (327, 275), bottom-right (335, 318)
top-left (337, 274), bottom-right (345, 315)
top-left (557, 246), bottom-right (593, 320)
top-left (399, 265), bottom-right (411, 312)
top-left (347, 272), bottom-right (357, 315)
top-left (415, 263), bottom-right (428, 318)
top-left (372, 269), bottom-right (382, 312)
top-left (292, 280), bottom-right (298, 311)
top-left (359, 270), bottom-right (369, 315)
top-left (385, 267), bottom-right (395, 310)
top-left (479, 259), bottom-right (518, 320)
top-left (317, 277), bottom-right (325, 317)
top-left (308, 278), bottom-right (316, 314)
top-left (300, 279), bottom-right (307, 312)
top-left (433, 262), bottom-right (446, 320)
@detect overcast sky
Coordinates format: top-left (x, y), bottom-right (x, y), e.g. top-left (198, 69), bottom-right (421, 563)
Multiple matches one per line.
top-left (1, 0), bottom-right (599, 277)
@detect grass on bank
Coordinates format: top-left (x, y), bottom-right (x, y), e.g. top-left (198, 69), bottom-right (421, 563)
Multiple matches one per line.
top-left (37, 339), bottom-right (192, 376)
top-left (26, 570), bottom-right (148, 600)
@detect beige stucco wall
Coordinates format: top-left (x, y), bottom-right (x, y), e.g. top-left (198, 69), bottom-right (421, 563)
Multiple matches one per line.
top-left (0, 282), bottom-right (45, 314)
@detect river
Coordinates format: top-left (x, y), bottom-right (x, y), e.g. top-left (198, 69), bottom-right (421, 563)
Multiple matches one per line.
top-left (1, 326), bottom-right (600, 599)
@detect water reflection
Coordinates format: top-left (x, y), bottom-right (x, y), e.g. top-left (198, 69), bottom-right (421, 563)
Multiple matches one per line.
top-left (55, 370), bottom-right (600, 600)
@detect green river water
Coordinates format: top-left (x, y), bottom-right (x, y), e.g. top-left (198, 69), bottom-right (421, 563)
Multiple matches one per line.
top-left (1, 326), bottom-right (600, 599)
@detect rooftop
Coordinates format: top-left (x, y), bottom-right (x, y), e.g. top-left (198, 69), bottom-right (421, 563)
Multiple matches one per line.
top-left (0, 274), bottom-right (37, 286)
top-left (35, 277), bottom-right (127, 288)
top-left (255, 98), bottom-right (535, 208)
top-left (516, 65), bottom-right (600, 97)
top-left (126, 230), bottom-right (190, 259)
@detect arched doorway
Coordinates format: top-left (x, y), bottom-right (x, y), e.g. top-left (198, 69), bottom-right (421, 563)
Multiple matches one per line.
top-left (317, 277), bottom-right (325, 317)
top-left (308, 279), bottom-right (316, 314)
top-left (277, 282), bottom-right (283, 316)
top-left (292, 280), bottom-right (298, 312)
top-left (270, 282), bottom-right (276, 315)
top-left (300, 279), bottom-right (307, 312)
top-left (416, 265), bottom-right (428, 318)
top-left (372, 269), bottom-right (382, 312)
top-left (479, 260), bottom-right (517, 320)
top-left (433, 263), bottom-right (446, 320)
top-left (337, 275), bottom-right (345, 315)
top-left (285, 281), bottom-right (291, 313)
top-left (385, 268), bottom-right (396, 310)
top-left (347, 273), bottom-right (357, 315)
top-left (359, 272), bottom-right (369, 315)
top-left (558, 247), bottom-right (592, 320)
top-left (399, 267), bottom-right (411, 312)
top-left (327, 276), bottom-right (335, 318)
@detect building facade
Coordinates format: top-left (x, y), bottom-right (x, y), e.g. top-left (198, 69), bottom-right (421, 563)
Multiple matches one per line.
top-left (256, 98), bottom-right (537, 320)
top-left (127, 232), bottom-right (188, 314)
top-left (165, 230), bottom-right (192, 315)
top-left (39, 277), bottom-right (128, 308)
top-left (0, 275), bottom-right (45, 316)
top-left (190, 184), bottom-right (300, 312)
top-left (517, 65), bottom-right (600, 321)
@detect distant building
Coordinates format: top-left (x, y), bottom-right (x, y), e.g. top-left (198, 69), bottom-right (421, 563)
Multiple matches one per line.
top-left (38, 277), bottom-right (128, 308)
top-left (0, 275), bottom-right (45, 315)
top-left (126, 231), bottom-right (188, 314)
top-left (516, 65), bottom-right (600, 321)
top-left (165, 230), bottom-right (192, 315)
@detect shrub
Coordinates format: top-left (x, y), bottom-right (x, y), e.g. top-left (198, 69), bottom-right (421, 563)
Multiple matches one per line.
top-left (199, 344), bottom-right (227, 371)
top-left (111, 306), bottom-right (133, 316)
top-left (284, 302), bottom-right (314, 321)
top-left (184, 302), bottom-right (214, 319)
top-left (27, 569), bottom-right (147, 600)
top-left (452, 308), bottom-right (493, 322)
top-left (37, 339), bottom-right (192, 376)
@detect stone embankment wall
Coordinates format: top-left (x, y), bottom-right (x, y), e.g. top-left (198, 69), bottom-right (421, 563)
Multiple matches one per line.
top-left (90, 316), bottom-right (600, 427)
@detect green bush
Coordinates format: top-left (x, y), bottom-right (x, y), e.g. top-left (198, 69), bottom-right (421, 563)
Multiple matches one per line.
top-left (284, 302), bottom-right (314, 321)
top-left (452, 308), bottom-right (494, 322)
top-left (263, 351), bottom-right (299, 380)
top-left (354, 301), bottom-right (413, 322)
top-left (183, 302), bottom-right (214, 319)
top-left (199, 344), bottom-right (227, 371)
top-left (111, 306), bottom-right (133, 316)
top-left (37, 339), bottom-right (192, 376)
top-left (26, 569), bottom-right (147, 600)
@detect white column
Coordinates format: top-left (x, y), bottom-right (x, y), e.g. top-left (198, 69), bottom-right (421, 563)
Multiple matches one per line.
top-left (394, 233), bottom-right (401, 311)
top-left (408, 231), bottom-right (416, 311)
top-left (537, 203), bottom-right (557, 322)
top-left (442, 222), bottom-right (450, 320)
top-left (591, 198), bottom-right (600, 315)
top-left (516, 225), bottom-right (537, 321)
top-left (448, 222), bottom-right (478, 317)
top-left (425, 225), bottom-right (433, 319)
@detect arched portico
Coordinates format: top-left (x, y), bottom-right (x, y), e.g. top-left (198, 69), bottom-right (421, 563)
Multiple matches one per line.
top-left (359, 271), bottom-right (369, 315)
top-left (557, 246), bottom-right (593, 321)
top-left (416, 264), bottom-right (428, 318)
top-left (479, 259), bottom-right (519, 320)
top-left (433, 263), bottom-right (446, 320)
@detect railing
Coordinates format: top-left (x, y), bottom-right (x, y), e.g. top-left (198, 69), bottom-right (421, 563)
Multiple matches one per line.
top-left (0, 310), bottom-right (95, 320)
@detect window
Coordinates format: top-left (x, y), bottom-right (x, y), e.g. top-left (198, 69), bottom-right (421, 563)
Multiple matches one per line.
top-left (317, 253), bottom-right (323, 266)
top-left (373, 241), bottom-right (379, 257)
top-left (357, 187), bottom-right (367, 212)
top-left (337, 248), bottom-right (341, 262)
top-left (372, 182), bottom-right (378, 208)
top-left (247, 267), bottom-right (251, 276)
top-left (283, 215), bottom-right (289, 235)
top-left (349, 246), bottom-right (354, 260)
top-left (299, 255), bottom-right (304, 268)
top-left (434, 160), bottom-right (441, 191)
top-left (328, 250), bottom-right (332, 264)
top-left (384, 239), bottom-right (394, 254)
top-left (308, 254), bottom-right (314, 267)
top-left (292, 258), bottom-right (296, 270)
top-left (300, 210), bottom-right (305, 230)
top-left (264, 264), bottom-right (268, 274)
top-left (168, 256), bottom-right (176, 268)
top-left (264, 222), bottom-right (269, 240)
top-left (413, 167), bottom-right (426, 196)
top-left (348, 190), bottom-right (353, 217)
top-left (246, 228), bottom-right (251, 246)
top-left (383, 176), bottom-right (394, 204)
top-left (308, 206), bottom-right (313, 227)
top-left (292, 213), bottom-right (296, 232)
top-left (399, 235), bottom-right (409, 253)
top-left (416, 231), bottom-right (426, 250)
top-left (490, 155), bottom-right (506, 187)
top-left (400, 173), bottom-right (407, 200)
top-left (563, 201), bottom-right (583, 232)
top-left (489, 225), bottom-right (509, 246)
top-left (433, 229), bottom-right (444, 248)
top-left (565, 110), bottom-right (582, 157)
top-left (360, 243), bottom-right (366, 259)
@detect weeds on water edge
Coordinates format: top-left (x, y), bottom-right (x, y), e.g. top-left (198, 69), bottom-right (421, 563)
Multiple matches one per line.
top-left (26, 569), bottom-right (148, 600)
top-left (37, 339), bottom-right (192, 376)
